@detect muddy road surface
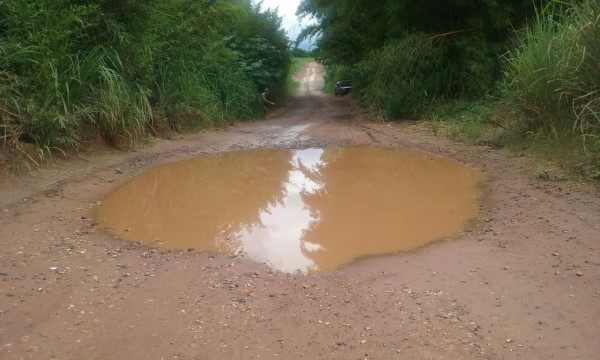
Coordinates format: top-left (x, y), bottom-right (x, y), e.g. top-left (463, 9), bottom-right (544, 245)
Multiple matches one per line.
top-left (1, 62), bottom-right (599, 359)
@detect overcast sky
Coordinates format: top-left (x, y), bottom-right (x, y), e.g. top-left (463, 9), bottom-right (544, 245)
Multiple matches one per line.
top-left (258, 0), bottom-right (315, 49)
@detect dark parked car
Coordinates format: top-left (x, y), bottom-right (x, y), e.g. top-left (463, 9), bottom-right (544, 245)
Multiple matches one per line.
top-left (334, 80), bottom-right (353, 96)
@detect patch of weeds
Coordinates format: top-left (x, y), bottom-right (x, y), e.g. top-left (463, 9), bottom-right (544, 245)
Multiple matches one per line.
top-left (428, 99), bottom-right (507, 146)
top-left (158, 129), bottom-right (179, 141)
top-left (527, 133), bottom-right (600, 182)
top-left (424, 98), bottom-right (599, 183)
top-left (3, 142), bottom-right (47, 172)
top-left (430, 115), bottom-right (441, 136)
top-left (140, 136), bottom-right (156, 146)
top-left (576, 162), bottom-right (600, 181)
top-left (535, 167), bottom-right (567, 181)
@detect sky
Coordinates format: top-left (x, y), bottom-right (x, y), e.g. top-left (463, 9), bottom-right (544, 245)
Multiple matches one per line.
top-left (258, 0), bottom-right (315, 49)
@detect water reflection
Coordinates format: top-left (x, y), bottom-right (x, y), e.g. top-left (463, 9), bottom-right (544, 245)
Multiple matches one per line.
top-left (232, 148), bottom-right (324, 273)
top-left (97, 147), bottom-right (486, 273)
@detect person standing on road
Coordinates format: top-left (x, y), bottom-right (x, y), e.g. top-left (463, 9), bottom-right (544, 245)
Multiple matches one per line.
top-left (261, 88), bottom-right (275, 106)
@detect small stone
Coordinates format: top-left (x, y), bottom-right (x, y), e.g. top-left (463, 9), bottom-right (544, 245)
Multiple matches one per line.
top-left (360, 340), bottom-right (367, 344)
top-left (504, 266), bottom-right (510, 270)
top-left (576, 271), bottom-right (584, 277)
top-left (506, 339), bottom-right (513, 343)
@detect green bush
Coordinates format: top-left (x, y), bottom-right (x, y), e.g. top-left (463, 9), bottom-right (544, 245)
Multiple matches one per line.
top-left (153, 55), bottom-right (262, 132)
top-left (353, 33), bottom-right (452, 118)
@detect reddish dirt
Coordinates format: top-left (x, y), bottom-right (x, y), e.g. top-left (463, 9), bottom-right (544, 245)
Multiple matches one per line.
top-left (1, 62), bottom-right (599, 360)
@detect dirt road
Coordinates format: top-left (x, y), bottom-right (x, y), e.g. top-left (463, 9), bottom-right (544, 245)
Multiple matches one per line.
top-left (1, 62), bottom-right (599, 360)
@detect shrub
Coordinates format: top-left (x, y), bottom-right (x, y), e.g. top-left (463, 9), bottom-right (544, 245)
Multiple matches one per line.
top-left (353, 33), bottom-right (452, 118)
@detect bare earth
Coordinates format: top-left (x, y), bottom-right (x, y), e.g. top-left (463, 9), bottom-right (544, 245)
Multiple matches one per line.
top-left (1, 62), bottom-right (599, 360)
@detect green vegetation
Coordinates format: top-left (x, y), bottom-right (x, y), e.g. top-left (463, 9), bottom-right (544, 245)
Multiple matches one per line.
top-left (501, 1), bottom-right (599, 140)
top-left (291, 47), bottom-right (313, 58)
top-left (354, 34), bottom-right (452, 118)
top-left (299, 0), bottom-right (599, 181)
top-left (287, 57), bottom-right (314, 95)
top-left (1, 0), bottom-right (291, 163)
top-left (298, 0), bottom-right (537, 107)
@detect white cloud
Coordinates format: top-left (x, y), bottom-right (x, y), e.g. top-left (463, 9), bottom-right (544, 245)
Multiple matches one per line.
top-left (258, 0), bottom-right (315, 49)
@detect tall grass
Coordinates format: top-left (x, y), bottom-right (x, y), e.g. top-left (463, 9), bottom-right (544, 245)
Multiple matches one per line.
top-left (1, 0), bottom-right (290, 167)
top-left (0, 1), bottom-right (127, 153)
top-left (91, 57), bottom-right (151, 147)
top-left (496, 0), bottom-right (600, 179)
top-left (154, 64), bottom-right (225, 131)
top-left (501, 0), bottom-right (599, 141)
top-left (1, 41), bottom-right (151, 151)
top-left (430, 0), bottom-right (599, 180)
top-left (153, 58), bottom-right (262, 132)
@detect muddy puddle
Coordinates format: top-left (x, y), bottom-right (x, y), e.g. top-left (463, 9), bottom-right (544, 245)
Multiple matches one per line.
top-left (97, 146), bottom-right (485, 273)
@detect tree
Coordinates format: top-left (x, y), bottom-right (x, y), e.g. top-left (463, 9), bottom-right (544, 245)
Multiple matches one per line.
top-left (297, 0), bottom-right (545, 116)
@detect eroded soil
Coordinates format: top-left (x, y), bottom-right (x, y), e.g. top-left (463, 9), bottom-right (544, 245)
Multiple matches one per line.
top-left (1, 62), bottom-right (599, 360)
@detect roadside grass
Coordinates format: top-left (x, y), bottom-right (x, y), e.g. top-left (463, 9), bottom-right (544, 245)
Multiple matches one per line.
top-left (428, 100), bottom-right (511, 146)
top-left (286, 57), bottom-right (313, 96)
top-left (527, 134), bottom-right (600, 182)
top-left (500, 0), bottom-right (599, 139)
top-left (427, 99), bottom-right (600, 182)
top-left (0, 1), bottom-right (291, 171)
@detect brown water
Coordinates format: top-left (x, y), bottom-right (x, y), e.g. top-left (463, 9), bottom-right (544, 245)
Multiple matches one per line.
top-left (97, 146), bottom-right (486, 273)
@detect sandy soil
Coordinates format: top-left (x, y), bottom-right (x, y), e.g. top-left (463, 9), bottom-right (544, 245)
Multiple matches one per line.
top-left (1, 62), bottom-right (599, 360)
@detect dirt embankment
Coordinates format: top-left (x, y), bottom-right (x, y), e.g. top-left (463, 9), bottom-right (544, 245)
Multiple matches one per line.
top-left (1, 62), bottom-right (599, 360)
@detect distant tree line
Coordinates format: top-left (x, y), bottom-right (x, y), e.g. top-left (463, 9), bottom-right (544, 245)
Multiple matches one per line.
top-left (291, 47), bottom-right (313, 58)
